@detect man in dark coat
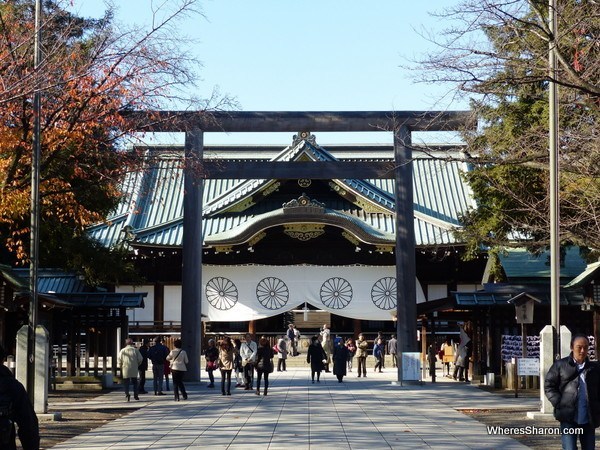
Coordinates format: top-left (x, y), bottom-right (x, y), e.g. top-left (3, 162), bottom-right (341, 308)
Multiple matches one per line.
top-left (307, 336), bottom-right (327, 383)
top-left (148, 336), bottom-right (170, 395)
top-left (545, 334), bottom-right (600, 450)
top-left (138, 338), bottom-right (149, 394)
top-left (0, 345), bottom-right (39, 450)
top-left (332, 338), bottom-right (349, 383)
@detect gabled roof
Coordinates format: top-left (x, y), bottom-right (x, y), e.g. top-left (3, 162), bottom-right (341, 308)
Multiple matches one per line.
top-left (564, 261), bottom-right (600, 289)
top-left (453, 290), bottom-right (584, 306)
top-left (88, 135), bottom-right (475, 249)
top-left (497, 247), bottom-right (587, 280)
top-left (1, 268), bottom-right (145, 309)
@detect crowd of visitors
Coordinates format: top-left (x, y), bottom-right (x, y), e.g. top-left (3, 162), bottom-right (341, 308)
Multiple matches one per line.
top-left (116, 327), bottom-right (408, 403)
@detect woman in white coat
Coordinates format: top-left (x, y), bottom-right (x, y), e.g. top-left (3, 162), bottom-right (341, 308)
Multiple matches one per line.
top-left (167, 338), bottom-right (189, 401)
top-left (277, 335), bottom-right (287, 372)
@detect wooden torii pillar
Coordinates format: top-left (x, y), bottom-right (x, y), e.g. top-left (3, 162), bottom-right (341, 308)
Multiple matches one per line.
top-left (128, 110), bottom-right (473, 382)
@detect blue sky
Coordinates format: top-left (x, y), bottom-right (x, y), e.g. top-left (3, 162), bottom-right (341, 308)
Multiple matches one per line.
top-left (70, 0), bottom-right (465, 145)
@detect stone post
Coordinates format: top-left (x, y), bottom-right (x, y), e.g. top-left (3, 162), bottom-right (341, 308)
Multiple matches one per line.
top-left (34, 325), bottom-right (49, 413)
top-left (16, 325), bottom-right (28, 387)
top-left (560, 325), bottom-right (572, 358)
top-left (539, 325), bottom-right (554, 414)
top-left (15, 324), bottom-right (49, 413)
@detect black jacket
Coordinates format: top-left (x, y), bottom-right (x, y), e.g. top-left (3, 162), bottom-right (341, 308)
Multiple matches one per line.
top-left (544, 354), bottom-right (600, 427)
top-left (138, 345), bottom-right (149, 371)
top-left (255, 346), bottom-right (274, 373)
top-left (306, 343), bottom-right (326, 372)
top-left (0, 365), bottom-right (39, 450)
top-left (148, 343), bottom-right (169, 365)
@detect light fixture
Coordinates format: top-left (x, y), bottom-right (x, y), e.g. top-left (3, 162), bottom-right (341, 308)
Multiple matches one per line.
top-left (355, 246), bottom-right (361, 252)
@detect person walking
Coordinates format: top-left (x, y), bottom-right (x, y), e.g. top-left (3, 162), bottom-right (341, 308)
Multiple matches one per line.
top-left (373, 337), bottom-right (383, 373)
top-left (440, 337), bottom-right (453, 377)
top-left (204, 338), bottom-right (219, 389)
top-left (452, 326), bottom-right (471, 382)
top-left (427, 344), bottom-right (437, 382)
top-left (356, 333), bottom-right (368, 378)
top-left (286, 324), bottom-right (296, 357)
top-left (345, 337), bottom-right (356, 372)
top-left (0, 344), bottom-right (39, 450)
top-left (118, 338), bottom-right (143, 402)
top-left (233, 338), bottom-right (244, 387)
top-left (255, 337), bottom-right (274, 396)
top-left (148, 336), bottom-right (169, 395)
top-left (387, 335), bottom-right (398, 368)
top-left (333, 338), bottom-right (349, 382)
top-left (452, 341), bottom-right (467, 381)
top-left (307, 335), bottom-right (327, 383)
top-left (545, 334), bottom-right (600, 450)
top-left (320, 324), bottom-right (332, 372)
top-left (377, 332), bottom-right (387, 369)
top-left (276, 335), bottom-right (287, 371)
top-left (138, 338), bottom-right (149, 394)
top-left (167, 338), bottom-right (188, 401)
top-left (163, 359), bottom-right (171, 391)
top-left (218, 336), bottom-right (235, 396)
top-left (293, 326), bottom-right (301, 356)
top-left (240, 333), bottom-right (258, 390)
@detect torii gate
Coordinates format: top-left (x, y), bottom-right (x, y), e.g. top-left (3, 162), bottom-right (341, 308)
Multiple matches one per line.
top-left (127, 110), bottom-right (473, 382)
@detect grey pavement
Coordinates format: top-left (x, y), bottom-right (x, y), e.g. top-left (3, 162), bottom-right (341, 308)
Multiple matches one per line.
top-left (50, 368), bottom-right (537, 450)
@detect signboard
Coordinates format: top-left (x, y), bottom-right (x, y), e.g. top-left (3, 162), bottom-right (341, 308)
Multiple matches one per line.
top-left (515, 301), bottom-right (535, 324)
top-left (401, 352), bottom-right (421, 381)
top-left (517, 357), bottom-right (540, 376)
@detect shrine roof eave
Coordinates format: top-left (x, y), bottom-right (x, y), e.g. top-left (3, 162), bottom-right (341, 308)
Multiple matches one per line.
top-left (203, 139), bottom-right (396, 217)
top-left (204, 208), bottom-right (395, 246)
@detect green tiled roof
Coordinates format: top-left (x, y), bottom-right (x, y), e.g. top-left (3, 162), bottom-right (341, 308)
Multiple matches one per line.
top-left (498, 247), bottom-right (587, 280)
top-left (88, 137), bottom-right (475, 248)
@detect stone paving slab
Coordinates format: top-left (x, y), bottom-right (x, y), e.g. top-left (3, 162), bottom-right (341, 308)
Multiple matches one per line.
top-left (51, 368), bottom-right (533, 449)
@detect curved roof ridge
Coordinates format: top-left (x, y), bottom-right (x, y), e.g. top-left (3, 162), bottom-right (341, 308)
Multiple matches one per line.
top-left (204, 206), bottom-right (395, 246)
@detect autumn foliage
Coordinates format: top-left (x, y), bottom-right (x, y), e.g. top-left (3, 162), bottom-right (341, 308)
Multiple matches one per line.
top-left (0, 0), bottom-right (206, 282)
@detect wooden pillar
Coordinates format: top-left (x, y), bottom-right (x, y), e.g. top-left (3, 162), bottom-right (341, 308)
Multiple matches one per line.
top-left (353, 319), bottom-right (362, 337)
top-left (84, 324), bottom-right (91, 376)
top-left (421, 319), bottom-right (427, 380)
top-left (93, 327), bottom-right (99, 377)
top-left (75, 320), bottom-right (81, 377)
top-left (182, 129), bottom-right (204, 381)
top-left (103, 315), bottom-right (108, 376)
top-left (154, 282), bottom-right (164, 329)
top-left (119, 307), bottom-right (128, 342)
top-left (594, 308), bottom-right (599, 357)
top-left (67, 311), bottom-right (74, 376)
top-left (394, 125), bottom-right (417, 382)
top-left (248, 320), bottom-right (256, 335)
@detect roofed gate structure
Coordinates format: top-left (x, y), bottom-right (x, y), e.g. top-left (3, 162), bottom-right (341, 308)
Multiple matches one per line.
top-left (92, 110), bottom-right (474, 381)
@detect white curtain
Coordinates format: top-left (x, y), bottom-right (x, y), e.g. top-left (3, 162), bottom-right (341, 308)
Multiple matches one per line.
top-left (202, 265), bottom-right (425, 322)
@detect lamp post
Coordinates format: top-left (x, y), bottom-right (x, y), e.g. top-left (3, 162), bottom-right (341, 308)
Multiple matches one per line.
top-left (548, 0), bottom-right (560, 361)
top-left (27, 0), bottom-right (42, 401)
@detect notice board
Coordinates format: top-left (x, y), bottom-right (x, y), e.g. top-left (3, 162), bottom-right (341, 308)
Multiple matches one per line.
top-left (401, 352), bottom-right (421, 381)
top-left (517, 357), bottom-right (540, 376)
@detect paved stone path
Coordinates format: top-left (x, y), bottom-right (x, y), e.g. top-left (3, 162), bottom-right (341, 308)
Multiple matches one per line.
top-left (50, 368), bottom-right (535, 449)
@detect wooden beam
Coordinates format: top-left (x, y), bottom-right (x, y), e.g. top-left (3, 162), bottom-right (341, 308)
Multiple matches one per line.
top-left (200, 160), bottom-right (396, 179)
top-left (122, 110), bottom-right (474, 133)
